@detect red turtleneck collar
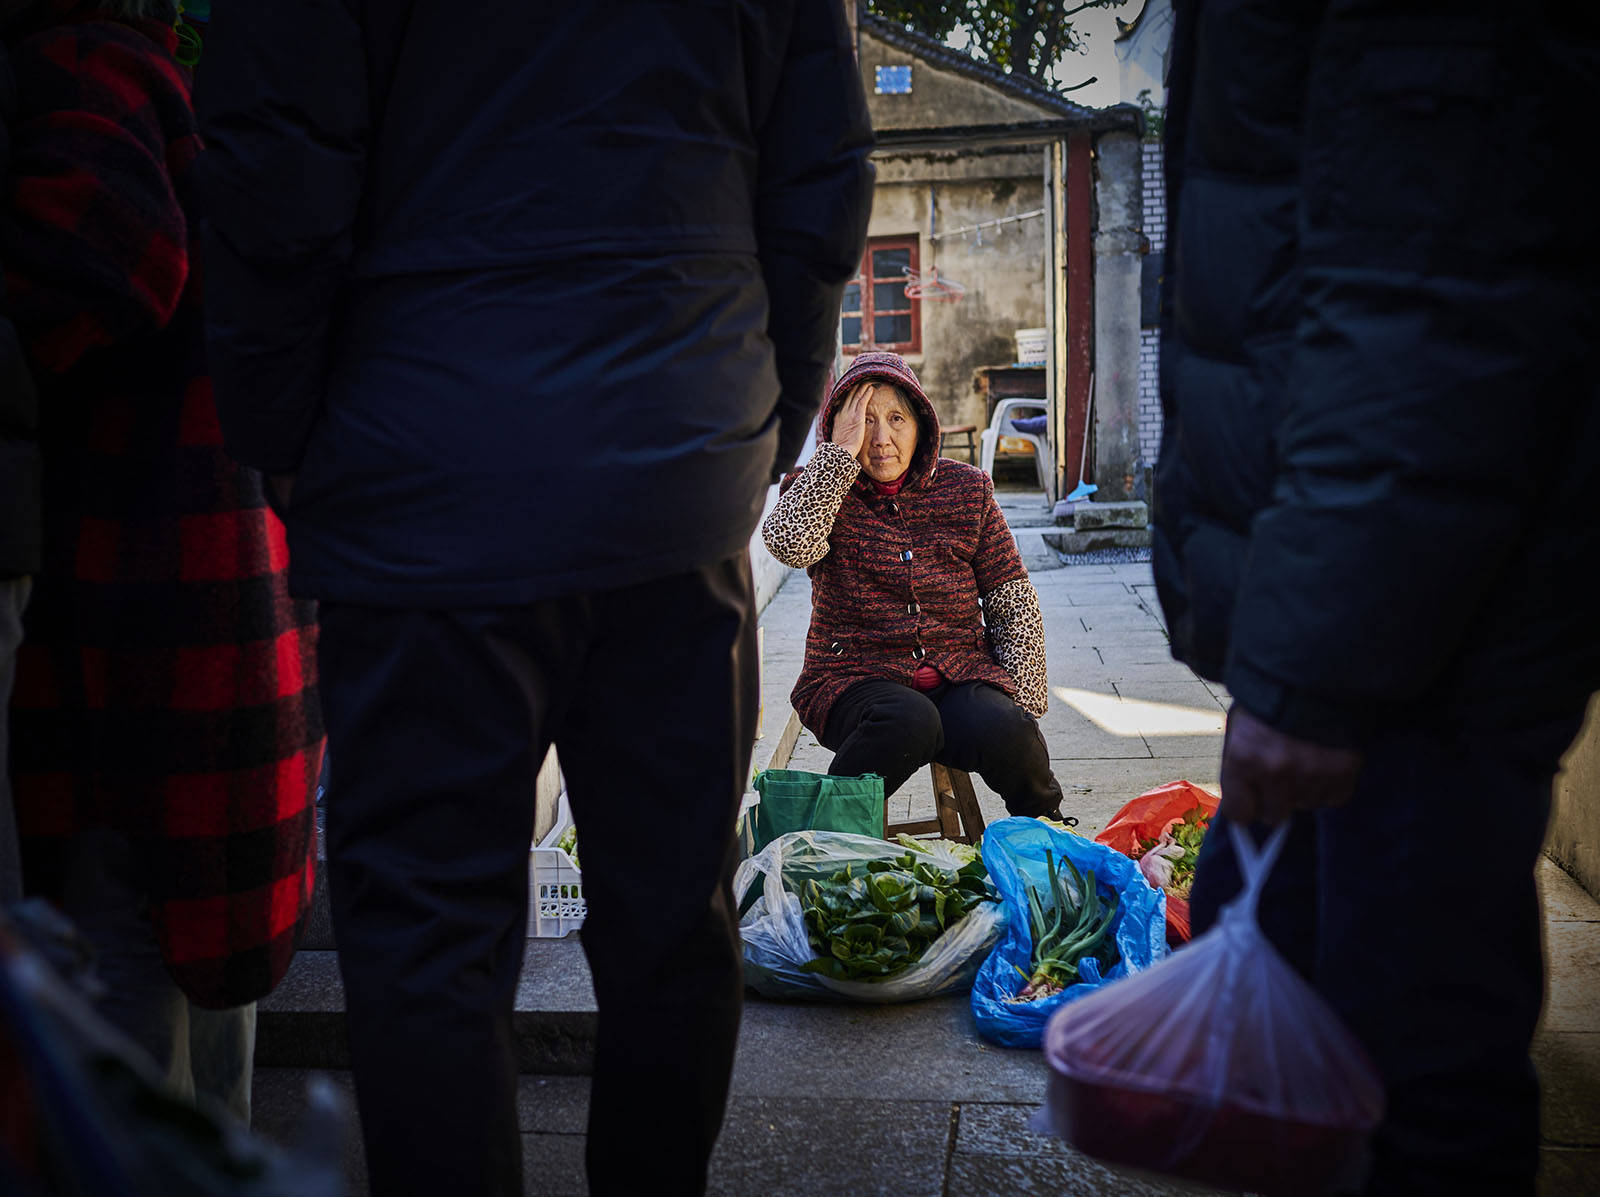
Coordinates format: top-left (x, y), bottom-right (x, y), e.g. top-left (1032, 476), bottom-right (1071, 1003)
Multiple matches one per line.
top-left (868, 475), bottom-right (907, 497)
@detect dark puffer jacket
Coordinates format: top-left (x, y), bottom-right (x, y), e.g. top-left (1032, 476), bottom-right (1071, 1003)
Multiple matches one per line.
top-left (763, 351), bottom-right (1048, 738)
top-left (0, 51), bottom-right (39, 578)
top-left (1154, 0), bottom-right (1600, 744)
top-left (195, 0), bottom-right (874, 606)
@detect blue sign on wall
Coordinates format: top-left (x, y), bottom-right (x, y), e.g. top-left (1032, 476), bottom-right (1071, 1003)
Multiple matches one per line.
top-left (875, 65), bottom-right (913, 95)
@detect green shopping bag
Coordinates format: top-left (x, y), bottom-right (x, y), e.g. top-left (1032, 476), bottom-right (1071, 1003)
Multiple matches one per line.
top-left (747, 770), bottom-right (885, 856)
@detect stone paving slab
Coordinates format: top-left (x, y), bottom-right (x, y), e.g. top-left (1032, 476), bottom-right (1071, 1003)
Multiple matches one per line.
top-left (521, 1133), bottom-right (589, 1194)
top-left (1093, 643), bottom-right (1188, 667)
top-left (1033, 710), bottom-right (1159, 761)
top-left (949, 1103), bottom-right (1231, 1196)
top-left (1146, 731), bottom-right (1236, 761)
top-left (1095, 662), bottom-right (1222, 686)
top-left (709, 1096), bottom-right (951, 1196)
top-left (1534, 1032), bottom-right (1600, 1146)
top-left (1108, 679), bottom-right (1229, 712)
top-left (251, 1070), bottom-right (366, 1189)
top-left (732, 996), bottom-right (1047, 1105)
top-left (1540, 920), bottom-right (1600, 1035)
top-left (1065, 606), bottom-right (1169, 632)
top-left (1046, 644), bottom-right (1129, 682)
top-left (1539, 1146), bottom-right (1600, 1196)
top-left (1540, 858), bottom-right (1600, 923)
top-left (1036, 584), bottom-right (1146, 608)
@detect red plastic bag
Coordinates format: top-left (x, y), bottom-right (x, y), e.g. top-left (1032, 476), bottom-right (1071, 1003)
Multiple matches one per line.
top-left (1037, 824), bottom-right (1385, 1196)
top-left (1095, 780), bottom-right (1219, 943)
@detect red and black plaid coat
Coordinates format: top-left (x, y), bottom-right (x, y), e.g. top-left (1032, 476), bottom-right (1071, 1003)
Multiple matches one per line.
top-left (1, 1), bottom-right (322, 1009)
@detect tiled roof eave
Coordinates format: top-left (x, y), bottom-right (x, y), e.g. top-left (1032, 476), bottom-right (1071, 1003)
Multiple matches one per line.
top-left (861, 11), bottom-right (1115, 124)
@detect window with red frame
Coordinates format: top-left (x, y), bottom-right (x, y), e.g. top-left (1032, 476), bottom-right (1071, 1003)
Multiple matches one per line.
top-left (841, 236), bottom-right (921, 355)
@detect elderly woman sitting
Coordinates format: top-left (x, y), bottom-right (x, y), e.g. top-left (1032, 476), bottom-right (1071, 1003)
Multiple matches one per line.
top-left (763, 351), bottom-right (1067, 820)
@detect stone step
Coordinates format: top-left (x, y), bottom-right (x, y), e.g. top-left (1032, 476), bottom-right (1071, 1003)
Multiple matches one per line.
top-left (1010, 527), bottom-right (1064, 572)
top-left (994, 491), bottom-right (1056, 530)
top-left (1044, 526), bottom-right (1153, 555)
top-left (251, 992), bottom-right (1059, 1194)
top-left (1071, 500), bottom-right (1149, 532)
top-left (256, 940), bottom-right (599, 1075)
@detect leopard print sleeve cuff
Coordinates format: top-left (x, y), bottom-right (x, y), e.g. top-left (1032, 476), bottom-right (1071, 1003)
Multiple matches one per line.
top-left (984, 577), bottom-right (1049, 716)
top-left (761, 441), bottom-right (862, 568)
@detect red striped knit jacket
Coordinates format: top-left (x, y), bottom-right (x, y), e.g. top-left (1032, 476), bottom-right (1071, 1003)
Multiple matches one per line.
top-left (1, 1), bottom-right (322, 1009)
top-left (763, 351), bottom-right (1049, 739)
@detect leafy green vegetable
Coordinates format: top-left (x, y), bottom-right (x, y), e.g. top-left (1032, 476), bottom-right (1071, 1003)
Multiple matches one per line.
top-left (1136, 805), bottom-right (1211, 900)
top-left (798, 846), bottom-right (998, 982)
top-left (1009, 849), bottom-right (1120, 1002)
top-left (555, 825), bottom-right (579, 871)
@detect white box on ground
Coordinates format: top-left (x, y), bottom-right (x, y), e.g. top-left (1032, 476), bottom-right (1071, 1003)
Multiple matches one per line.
top-left (529, 790), bottom-right (585, 937)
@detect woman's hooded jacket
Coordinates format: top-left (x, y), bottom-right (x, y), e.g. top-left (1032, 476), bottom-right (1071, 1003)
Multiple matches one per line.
top-left (762, 351), bottom-right (1048, 738)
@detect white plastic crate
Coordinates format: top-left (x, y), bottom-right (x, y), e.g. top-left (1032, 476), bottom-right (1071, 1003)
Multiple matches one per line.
top-left (529, 792), bottom-right (585, 937)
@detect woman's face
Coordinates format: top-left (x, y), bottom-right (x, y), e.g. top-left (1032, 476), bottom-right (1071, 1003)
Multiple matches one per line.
top-left (856, 385), bottom-right (920, 483)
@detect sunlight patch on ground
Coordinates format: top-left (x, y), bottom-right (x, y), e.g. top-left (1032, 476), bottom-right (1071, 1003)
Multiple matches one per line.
top-left (1052, 686), bottom-right (1226, 737)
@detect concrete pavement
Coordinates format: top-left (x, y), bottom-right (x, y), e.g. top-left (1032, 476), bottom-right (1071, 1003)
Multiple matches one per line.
top-left (253, 486), bottom-right (1600, 1194)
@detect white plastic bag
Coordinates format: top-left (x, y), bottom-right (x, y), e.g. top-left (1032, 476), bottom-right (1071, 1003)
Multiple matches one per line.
top-left (1136, 839), bottom-right (1185, 890)
top-left (734, 830), bottom-right (1006, 1002)
top-left (1037, 824), bottom-right (1385, 1196)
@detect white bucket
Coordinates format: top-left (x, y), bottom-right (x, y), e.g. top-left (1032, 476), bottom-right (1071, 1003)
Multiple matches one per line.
top-left (1014, 327), bottom-right (1048, 366)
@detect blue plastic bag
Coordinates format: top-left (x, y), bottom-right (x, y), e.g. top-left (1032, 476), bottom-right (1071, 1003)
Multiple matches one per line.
top-left (972, 817), bottom-right (1167, 1047)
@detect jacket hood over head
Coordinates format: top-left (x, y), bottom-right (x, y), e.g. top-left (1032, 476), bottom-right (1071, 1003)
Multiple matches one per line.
top-left (822, 351), bottom-right (942, 487)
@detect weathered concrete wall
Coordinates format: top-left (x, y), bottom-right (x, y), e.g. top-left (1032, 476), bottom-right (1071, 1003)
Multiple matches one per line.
top-left (1091, 130), bottom-right (1143, 502)
top-left (859, 17), bottom-right (1064, 441)
top-left (1548, 691), bottom-right (1600, 899)
top-left (865, 169), bottom-right (1048, 435)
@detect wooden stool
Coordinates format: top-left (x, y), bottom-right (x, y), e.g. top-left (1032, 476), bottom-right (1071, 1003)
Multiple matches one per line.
top-left (885, 763), bottom-right (988, 846)
top-left (942, 423), bottom-right (978, 463)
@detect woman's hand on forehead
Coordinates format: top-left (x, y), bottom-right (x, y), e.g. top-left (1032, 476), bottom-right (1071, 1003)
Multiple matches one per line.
top-left (831, 382), bottom-right (874, 457)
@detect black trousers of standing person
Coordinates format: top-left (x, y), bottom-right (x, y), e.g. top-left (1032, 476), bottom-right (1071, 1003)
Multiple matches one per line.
top-left (1189, 711), bottom-right (1586, 1197)
top-left (317, 553), bottom-right (757, 1197)
top-left (821, 678), bottom-right (1065, 817)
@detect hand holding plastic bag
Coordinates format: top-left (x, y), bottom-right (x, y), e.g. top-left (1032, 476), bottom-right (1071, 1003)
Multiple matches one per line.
top-left (1037, 824), bottom-right (1385, 1196)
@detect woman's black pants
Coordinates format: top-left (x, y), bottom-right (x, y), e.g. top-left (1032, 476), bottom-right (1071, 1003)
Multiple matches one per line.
top-left (821, 678), bottom-right (1064, 817)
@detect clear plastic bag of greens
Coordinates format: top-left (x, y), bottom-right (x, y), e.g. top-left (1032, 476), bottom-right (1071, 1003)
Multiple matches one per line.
top-left (734, 830), bottom-right (1005, 1002)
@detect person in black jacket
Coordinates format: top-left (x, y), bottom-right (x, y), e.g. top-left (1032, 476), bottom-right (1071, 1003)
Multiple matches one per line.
top-left (195, 3), bottom-right (873, 1194)
top-left (0, 46), bottom-right (40, 906)
top-left (1154, 3), bottom-right (1599, 1193)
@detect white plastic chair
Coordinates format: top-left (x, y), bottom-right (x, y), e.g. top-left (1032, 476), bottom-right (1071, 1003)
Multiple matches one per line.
top-left (979, 397), bottom-right (1051, 492)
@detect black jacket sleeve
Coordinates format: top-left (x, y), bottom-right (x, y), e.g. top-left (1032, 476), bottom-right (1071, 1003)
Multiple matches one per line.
top-left (0, 56), bottom-right (41, 576)
top-left (193, 0), bottom-right (369, 474)
top-left (754, 0), bottom-right (874, 484)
